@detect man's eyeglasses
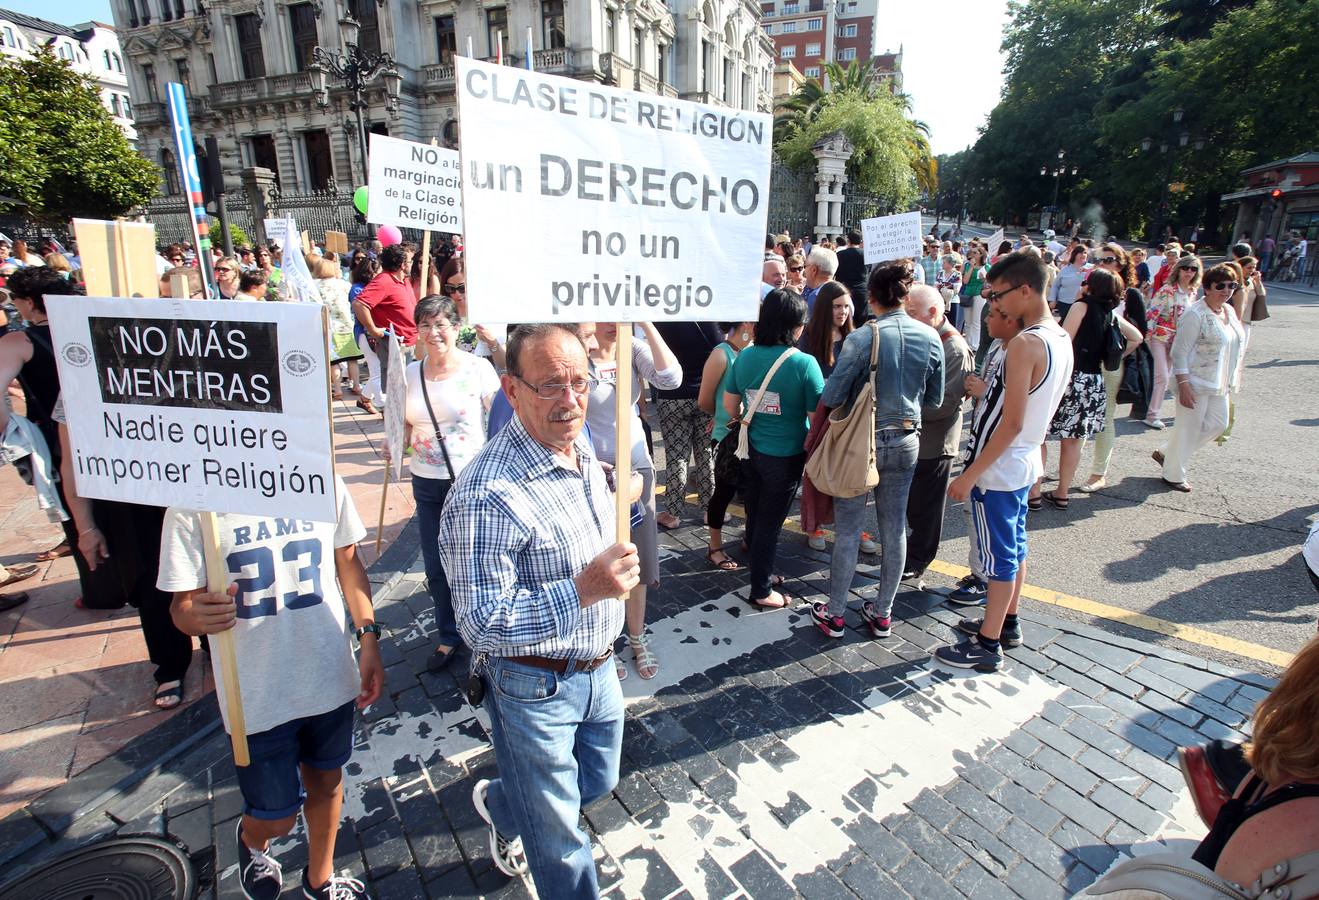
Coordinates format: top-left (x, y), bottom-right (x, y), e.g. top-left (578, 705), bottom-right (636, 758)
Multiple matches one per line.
top-left (981, 284), bottom-right (1023, 303)
top-left (515, 375), bottom-right (598, 400)
top-left (1207, 281), bottom-right (1239, 292)
top-left (442, 283), bottom-right (467, 295)
top-left (1098, 256), bottom-right (1118, 264)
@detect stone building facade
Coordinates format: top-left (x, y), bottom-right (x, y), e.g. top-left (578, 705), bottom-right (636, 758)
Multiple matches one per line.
top-left (112, 0), bottom-right (775, 196)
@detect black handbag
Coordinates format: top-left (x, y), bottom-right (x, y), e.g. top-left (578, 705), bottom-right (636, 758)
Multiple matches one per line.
top-left (714, 422), bottom-right (742, 482)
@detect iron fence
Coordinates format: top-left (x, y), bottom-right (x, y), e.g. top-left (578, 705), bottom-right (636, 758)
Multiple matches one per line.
top-left (768, 155), bottom-right (816, 239)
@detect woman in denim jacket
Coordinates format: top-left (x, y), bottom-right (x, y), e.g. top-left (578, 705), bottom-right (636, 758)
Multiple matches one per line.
top-left (811, 262), bottom-right (945, 641)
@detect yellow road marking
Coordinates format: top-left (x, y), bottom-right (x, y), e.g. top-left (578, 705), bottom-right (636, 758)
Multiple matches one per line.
top-left (655, 486), bottom-right (1294, 668)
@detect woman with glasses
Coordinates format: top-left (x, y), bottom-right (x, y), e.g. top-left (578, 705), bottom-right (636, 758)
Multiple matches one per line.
top-left (1153, 264), bottom-right (1244, 492)
top-left (392, 295), bottom-right (500, 670)
top-left (1081, 245), bottom-right (1148, 492)
top-left (785, 254), bottom-right (807, 291)
top-left (961, 246), bottom-right (990, 353)
top-left (254, 246), bottom-right (283, 300)
top-left (936, 253), bottom-right (963, 330)
top-left (1145, 255), bottom-right (1202, 429)
top-left (437, 258), bottom-right (506, 371)
top-left (585, 321), bottom-right (681, 680)
top-left (213, 256), bottom-right (242, 300)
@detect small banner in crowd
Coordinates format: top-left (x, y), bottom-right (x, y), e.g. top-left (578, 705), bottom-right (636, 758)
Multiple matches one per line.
top-left (860, 211), bottom-right (923, 265)
top-left (47, 296), bottom-right (337, 523)
top-left (985, 228), bottom-right (1006, 257)
top-left (73, 219), bottom-right (160, 298)
top-left (264, 217), bottom-right (319, 301)
top-left (368, 134), bottom-right (464, 233)
top-left (455, 57), bottom-right (769, 324)
top-left (383, 330), bottom-right (407, 481)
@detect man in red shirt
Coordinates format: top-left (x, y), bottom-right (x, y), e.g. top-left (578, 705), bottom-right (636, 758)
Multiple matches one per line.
top-left (353, 244), bottom-right (417, 411)
top-left (1150, 243), bottom-right (1183, 295)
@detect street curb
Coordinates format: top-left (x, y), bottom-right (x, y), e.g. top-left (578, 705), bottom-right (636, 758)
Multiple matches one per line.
top-left (0, 517), bottom-right (422, 871)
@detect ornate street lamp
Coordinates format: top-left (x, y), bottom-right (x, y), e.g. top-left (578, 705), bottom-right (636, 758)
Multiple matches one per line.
top-left (312, 14), bottom-right (401, 236)
top-left (1140, 110), bottom-right (1205, 243)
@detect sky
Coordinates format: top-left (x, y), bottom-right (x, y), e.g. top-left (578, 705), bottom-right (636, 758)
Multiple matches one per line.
top-left (10, 0), bottom-right (1009, 156)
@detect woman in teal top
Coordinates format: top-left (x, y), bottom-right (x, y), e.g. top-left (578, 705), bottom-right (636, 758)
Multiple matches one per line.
top-left (724, 290), bottom-right (824, 607)
top-left (697, 319), bottom-right (755, 571)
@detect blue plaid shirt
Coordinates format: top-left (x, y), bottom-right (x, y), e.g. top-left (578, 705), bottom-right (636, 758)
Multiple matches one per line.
top-left (919, 254), bottom-right (939, 285)
top-left (438, 413), bottom-right (623, 660)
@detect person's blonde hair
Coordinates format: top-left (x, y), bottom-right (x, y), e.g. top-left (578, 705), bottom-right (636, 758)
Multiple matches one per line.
top-left (310, 256), bottom-right (339, 280)
top-left (44, 252), bottom-right (72, 272)
top-left (1247, 636), bottom-right (1319, 783)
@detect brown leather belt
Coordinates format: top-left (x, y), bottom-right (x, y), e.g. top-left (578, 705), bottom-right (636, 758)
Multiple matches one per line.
top-left (505, 649), bottom-right (614, 675)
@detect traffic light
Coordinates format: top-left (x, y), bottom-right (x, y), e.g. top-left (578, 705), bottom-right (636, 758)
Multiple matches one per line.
top-left (203, 134), bottom-right (244, 201)
top-left (1270, 188), bottom-right (1283, 199)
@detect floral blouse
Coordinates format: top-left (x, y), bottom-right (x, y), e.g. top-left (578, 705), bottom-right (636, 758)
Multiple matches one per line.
top-left (1146, 285), bottom-right (1192, 343)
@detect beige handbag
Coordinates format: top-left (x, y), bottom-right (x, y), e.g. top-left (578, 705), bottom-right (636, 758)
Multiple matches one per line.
top-left (734, 347), bottom-right (798, 460)
top-left (805, 321), bottom-right (880, 498)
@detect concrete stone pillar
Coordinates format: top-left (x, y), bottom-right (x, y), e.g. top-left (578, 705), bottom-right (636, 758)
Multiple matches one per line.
top-left (810, 130), bottom-right (853, 242)
top-left (240, 166), bottom-right (278, 247)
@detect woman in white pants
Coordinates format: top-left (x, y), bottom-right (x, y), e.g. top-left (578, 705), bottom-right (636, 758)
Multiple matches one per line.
top-left (1144, 256), bottom-right (1201, 429)
top-left (1154, 263), bottom-right (1244, 492)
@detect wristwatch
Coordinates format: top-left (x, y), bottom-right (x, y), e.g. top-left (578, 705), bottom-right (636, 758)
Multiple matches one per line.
top-left (355, 623), bottom-right (382, 642)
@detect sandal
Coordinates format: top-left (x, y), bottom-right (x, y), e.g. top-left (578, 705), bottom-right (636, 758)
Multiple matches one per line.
top-left (1162, 478), bottom-right (1192, 493)
top-left (656, 512), bottom-right (680, 530)
top-left (154, 680), bottom-right (184, 710)
top-left (614, 653), bottom-right (628, 682)
top-left (427, 645), bottom-right (458, 673)
top-left (748, 590), bottom-right (794, 610)
top-left (356, 397), bottom-right (380, 416)
top-left (706, 549), bottom-right (741, 571)
top-left (1027, 495), bottom-right (1043, 511)
top-left (0, 563), bottom-right (39, 588)
top-left (628, 633), bottom-right (658, 680)
top-left (1042, 491), bottom-right (1070, 510)
top-left (1078, 478), bottom-right (1106, 493)
top-left (36, 542), bottom-right (72, 562)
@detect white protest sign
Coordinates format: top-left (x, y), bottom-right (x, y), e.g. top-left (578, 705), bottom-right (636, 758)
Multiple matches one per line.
top-left (985, 227), bottom-right (1006, 258)
top-left (264, 217), bottom-right (319, 302)
top-left (368, 134), bottom-right (463, 233)
top-left (383, 330), bottom-right (407, 480)
top-left (455, 56), bottom-right (770, 323)
top-left (861, 211), bottom-right (923, 264)
top-left (47, 297), bottom-right (338, 523)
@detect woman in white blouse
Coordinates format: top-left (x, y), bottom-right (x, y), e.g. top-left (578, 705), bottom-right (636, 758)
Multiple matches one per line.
top-left (1152, 263), bottom-right (1245, 492)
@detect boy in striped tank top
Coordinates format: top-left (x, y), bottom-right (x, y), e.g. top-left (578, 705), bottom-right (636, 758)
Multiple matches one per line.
top-left (936, 252), bottom-right (1074, 671)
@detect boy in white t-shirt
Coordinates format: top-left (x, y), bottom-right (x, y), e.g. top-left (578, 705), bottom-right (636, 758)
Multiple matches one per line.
top-left (158, 478), bottom-right (383, 900)
top-left (936, 253), bottom-right (1073, 672)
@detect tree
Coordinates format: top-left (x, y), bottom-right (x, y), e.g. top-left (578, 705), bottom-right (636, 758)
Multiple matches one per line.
top-left (0, 48), bottom-right (158, 223)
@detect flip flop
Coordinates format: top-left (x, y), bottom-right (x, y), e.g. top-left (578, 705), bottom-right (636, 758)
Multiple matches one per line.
top-left (1162, 478), bottom-right (1192, 493)
top-left (706, 549), bottom-right (741, 571)
top-left (750, 590), bottom-right (795, 610)
top-left (35, 542), bottom-right (71, 562)
top-left (154, 680), bottom-right (184, 710)
top-left (0, 563), bottom-right (39, 588)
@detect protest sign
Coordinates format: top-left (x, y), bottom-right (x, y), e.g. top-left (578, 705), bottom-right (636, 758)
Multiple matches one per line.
top-left (368, 133), bottom-right (464, 233)
top-left (384, 332), bottom-right (406, 479)
top-left (73, 219), bottom-right (159, 298)
top-left (454, 56), bottom-right (770, 324)
top-left (47, 297), bottom-right (337, 524)
top-left (325, 231), bottom-right (349, 255)
top-left (985, 228), bottom-right (1006, 258)
top-left (264, 217), bottom-right (319, 301)
top-left (861, 211), bottom-right (923, 265)
top-left (166, 82), bottom-right (218, 298)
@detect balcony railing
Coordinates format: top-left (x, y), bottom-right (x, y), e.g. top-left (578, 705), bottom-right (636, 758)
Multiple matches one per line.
top-left (533, 48), bottom-right (570, 73)
top-left (209, 71), bottom-right (316, 108)
top-left (133, 101), bottom-right (165, 125)
top-left (422, 62), bottom-right (456, 90)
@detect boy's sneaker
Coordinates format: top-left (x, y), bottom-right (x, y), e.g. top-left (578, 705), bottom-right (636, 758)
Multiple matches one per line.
top-left (472, 779), bottom-right (528, 877)
top-left (947, 575), bottom-right (988, 606)
top-left (859, 601), bottom-right (891, 638)
top-left (934, 637), bottom-right (1003, 671)
top-left (302, 870), bottom-right (368, 900)
top-left (859, 532), bottom-right (878, 554)
top-left (808, 529), bottom-right (827, 551)
top-left (955, 617), bottom-right (1022, 648)
top-left (810, 601), bottom-right (845, 638)
top-left (236, 820), bottom-right (284, 900)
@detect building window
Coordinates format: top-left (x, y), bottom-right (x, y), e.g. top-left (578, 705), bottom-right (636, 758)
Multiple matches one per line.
top-left (805, 41), bottom-right (820, 55)
top-left (111, 93), bottom-right (122, 116)
top-left (781, 20), bottom-right (795, 32)
top-left (701, 38), bottom-right (711, 91)
top-left (836, 46), bottom-right (855, 60)
top-left (103, 49), bottom-right (112, 68)
top-left (289, 3), bottom-right (318, 71)
top-left (122, 93), bottom-right (132, 117)
top-left (634, 26), bottom-right (643, 70)
top-left (347, 0), bottom-right (380, 55)
top-left (807, 16), bottom-right (821, 29)
top-left (541, 0), bottom-right (565, 50)
top-left (0, 27), bottom-right (13, 48)
top-left (486, 7), bottom-right (508, 59)
top-left (657, 42), bottom-right (668, 84)
top-left (842, 23), bottom-right (857, 36)
top-left (782, 1), bottom-right (799, 12)
top-left (175, 58), bottom-right (191, 94)
top-left (142, 63), bottom-right (158, 101)
top-left (304, 129), bottom-right (333, 190)
top-left (722, 55), bottom-right (732, 102)
top-left (804, 65), bottom-right (819, 77)
top-left (114, 52), bottom-right (123, 71)
top-left (742, 72), bottom-right (751, 108)
top-left (764, 23), bottom-right (773, 34)
top-left (761, 2), bottom-right (773, 12)
top-left (780, 45), bottom-right (795, 58)
top-left (604, 7), bottom-right (615, 52)
top-left (161, 149), bottom-right (180, 195)
top-left (251, 134), bottom-right (280, 184)
top-left (435, 15), bottom-right (455, 64)
top-left (160, 0), bottom-right (172, 21)
top-left (207, 52), bottom-right (217, 83)
top-left (235, 13), bottom-right (265, 79)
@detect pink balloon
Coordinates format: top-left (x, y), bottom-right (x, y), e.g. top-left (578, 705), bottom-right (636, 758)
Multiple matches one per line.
top-left (377, 224), bottom-right (403, 247)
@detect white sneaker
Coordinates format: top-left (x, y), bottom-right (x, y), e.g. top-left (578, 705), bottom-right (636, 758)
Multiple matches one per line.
top-left (471, 779), bottom-right (529, 876)
top-left (859, 532), bottom-right (878, 554)
top-left (808, 529), bottom-right (827, 551)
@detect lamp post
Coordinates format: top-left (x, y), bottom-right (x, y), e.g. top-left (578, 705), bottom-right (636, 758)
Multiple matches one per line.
top-left (1040, 148), bottom-right (1077, 230)
top-left (310, 14), bottom-right (401, 238)
top-left (1140, 107), bottom-right (1204, 244)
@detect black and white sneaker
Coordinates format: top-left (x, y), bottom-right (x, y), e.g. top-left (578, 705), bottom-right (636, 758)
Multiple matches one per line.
top-left (955, 617), bottom-right (1022, 648)
top-left (302, 869), bottom-right (368, 899)
top-left (947, 574), bottom-right (988, 606)
top-left (235, 820), bottom-right (283, 900)
top-left (901, 570), bottom-right (926, 591)
top-left (934, 637), bottom-right (1003, 671)
top-left (859, 601), bottom-right (891, 638)
top-left (472, 779), bottom-right (528, 877)
top-left (810, 601), bottom-right (845, 638)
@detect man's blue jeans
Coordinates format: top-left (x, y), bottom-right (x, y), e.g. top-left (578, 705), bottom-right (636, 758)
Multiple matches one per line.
top-left (482, 656), bottom-right (624, 898)
top-left (828, 430), bottom-right (919, 618)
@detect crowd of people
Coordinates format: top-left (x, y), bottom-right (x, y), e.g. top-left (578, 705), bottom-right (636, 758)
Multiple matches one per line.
top-left (0, 218), bottom-right (1299, 900)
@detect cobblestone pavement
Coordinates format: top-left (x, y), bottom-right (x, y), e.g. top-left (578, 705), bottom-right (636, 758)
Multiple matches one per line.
top-left (0, 518), bottom-right (1276, 900)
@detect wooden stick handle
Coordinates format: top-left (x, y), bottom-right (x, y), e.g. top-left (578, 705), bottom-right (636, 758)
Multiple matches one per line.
top-left (614, 325), bottom-right (632, 549)
top-left (199, 511), bottom-right (249, 766)
top-left (375, 458), bottom-right (391, 556)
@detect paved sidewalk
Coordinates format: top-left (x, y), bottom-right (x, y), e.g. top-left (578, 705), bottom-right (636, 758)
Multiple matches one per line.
top-left (0, 394), bottom-right (412, 821)
top-left (0, 516), bottom-right (1275, 900)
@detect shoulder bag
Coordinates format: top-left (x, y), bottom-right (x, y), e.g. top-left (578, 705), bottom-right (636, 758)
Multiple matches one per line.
top-left (1079, 849), bottom-right (1319, 900)
top-left (805, 321), bottom-right (880, 498)
top-left (730, 347), bottom-right (798, 462)
top-left (418, 366), bottom-right (458, 481)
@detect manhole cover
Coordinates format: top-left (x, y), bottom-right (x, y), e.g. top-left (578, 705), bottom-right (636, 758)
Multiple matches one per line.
top-left (0, 835), bottom-right (195, 900)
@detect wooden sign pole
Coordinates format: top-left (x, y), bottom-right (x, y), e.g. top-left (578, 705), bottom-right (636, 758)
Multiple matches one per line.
top-left (614, 326), bottom-right (632, 548)
top-left (113, 219), bottom-right (133, 297)
top-left (375, 458), bottom-right (391, 556)
top-left (199, 512), bottom-right (250, 766)
top-left (418, 137), bottom-right (441, 298)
